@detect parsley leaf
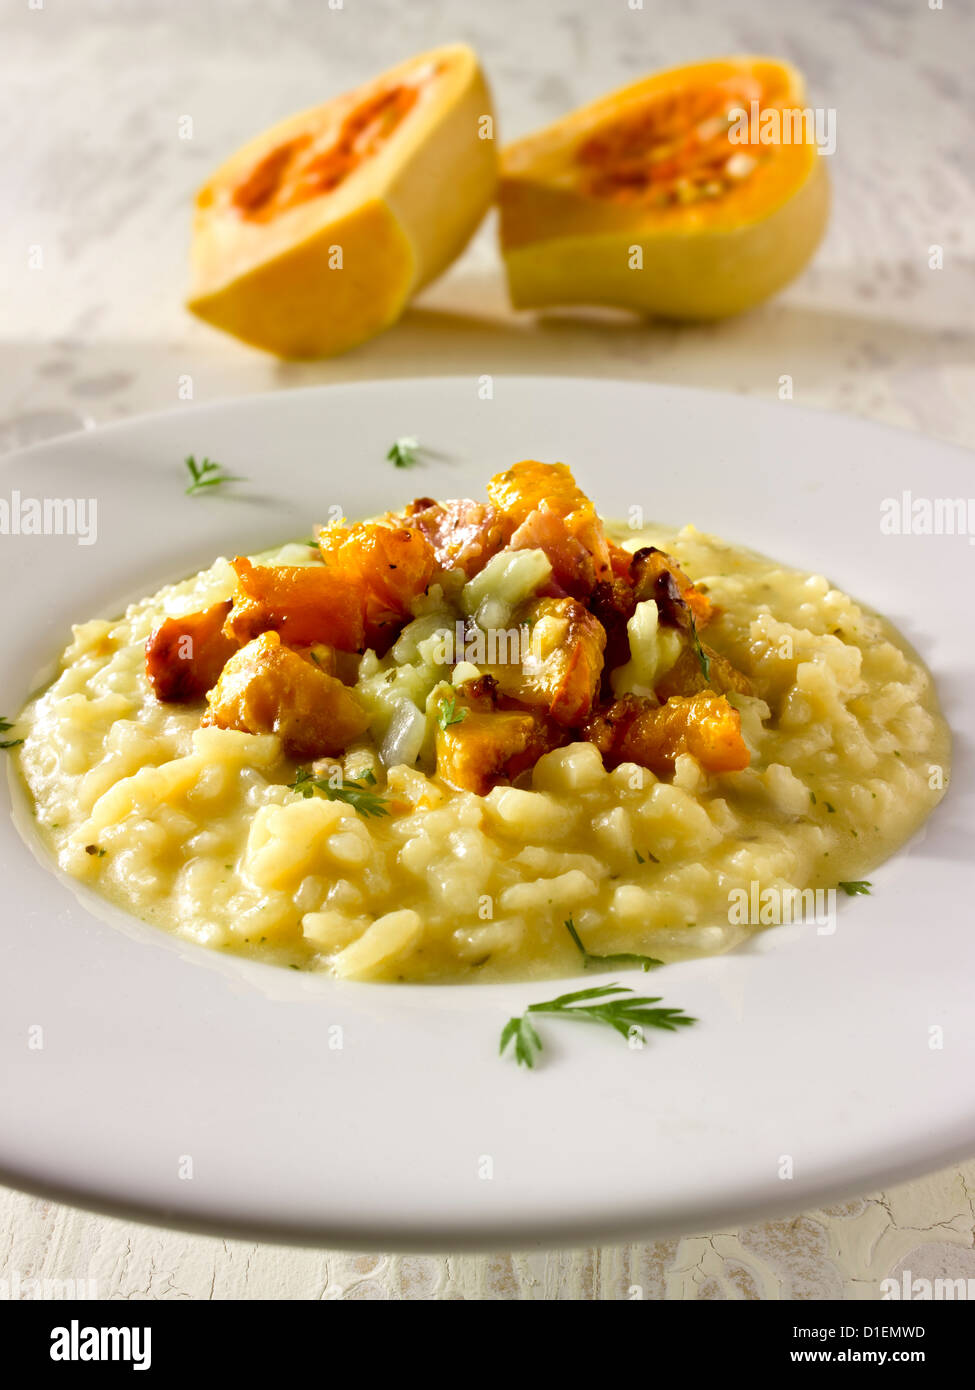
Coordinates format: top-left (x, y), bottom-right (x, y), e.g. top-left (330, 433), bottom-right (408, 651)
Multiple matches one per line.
top-left (564, 917), bottom-right (662, 973)
top-left (288, 766), bottom-right (388, 819)
top-left (500, 983), bottom-right (696, 1069)
top-left (499, 1014), bottom-right (543, 1069)
top-left (184, 454), bottom-right (242, 496)
top-left (386, 436), bottom-right (420, 469)
top-left (437, 696), bottom-right (468, 730)
top-left (686, 608), bottom-right (711, 682)
top-left (838, 880), bottom-right (872, 896)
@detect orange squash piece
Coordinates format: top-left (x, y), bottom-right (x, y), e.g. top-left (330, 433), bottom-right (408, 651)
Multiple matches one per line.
top-left (483, 596), bottom-right (606, 726)
top-left (402, 497), bottom-right (513, 577)
top-left (145, 600), bottom-right (238, 702)
top-left (487, 460), bottom-right (614, 595)
top-left (226, 557), bottom-right (365, 651)
top-left (226, 523), bottom-right (435, 654)
top-left (315, 521), bottom-right (436, 648)
top-left (201, 631), bottom-right (370, 759)
top-left (630, 546), bottom-right (714, 628)
top-left (653, 642), bottom-right (752, 703)
top-left (585, 691), bottom-right (749, 776)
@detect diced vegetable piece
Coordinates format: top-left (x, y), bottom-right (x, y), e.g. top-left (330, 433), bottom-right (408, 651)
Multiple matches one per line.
top-left (609, 598), bottom-right (683, 698)
top-left (460, 547), bottom-right (552, 630)
top-left (355, 649), bottom-right (447, 744)
top-left (487, 460), bottom-right (614, 595)
top-left (202, 631), bottom-right (370, 758)
top-left (390, 609), bottom-right (455, 665)
top-left (226, 522), bottom-right (435, 654)
top-left (653, 641), bottom-right (753, 702)
top-left (483, 596), bottom-right (606, 726)
top-left (630, 546), bottom-right (714, 627)
top-left (584, 691), bottom-right (749, 776)
top-left (588, 577), bottom-right (637, 693)
top-left (403, 497), bottom-right (513, 577)
top-left (436, 707), bottom-right (554, 795)
top-left (379, 698), bottom-right (428, 769)
top-left (145, 600), bottom-right (238, 702)
top-left (315, 521), bottom-right (436, 649)
top-left (226, 556), bottom-right (365, 650)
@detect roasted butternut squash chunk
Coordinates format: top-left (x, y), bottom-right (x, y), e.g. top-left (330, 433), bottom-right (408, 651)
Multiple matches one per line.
top-left (402, 497), bottom-right (512, 577)
top-left (201, 631), bottom-right (370, 759)
top-left (436, 706), bottom-right (560, 795)
top-left (482, 595), bottom-right (606, 726)
top-left (226, 523), bottom-right (435, 654)
top-left (315, 521), bottom-right (436, 647)
top-left (145, 600), bottom-right (238, 702)
top-left (630, 546), bottom-right (714, 628)
top-left (434, 676), bottom-right (566, 794)
top-left (589, 578), bottom-right (639, 695)
top-left (486, 460), bottom-right (614, 595)
top-left (585, 691), bottom-right (749, 776)
top-left (226, 557), bottom-right (365, 650)
top-left (653, 641), bottom-right (753, 702)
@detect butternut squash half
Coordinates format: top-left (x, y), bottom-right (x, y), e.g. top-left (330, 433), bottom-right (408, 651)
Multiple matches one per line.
top-left (499, 56), bottom-right (829, 320)
top-left (187, 44), bottom-right (497, 357)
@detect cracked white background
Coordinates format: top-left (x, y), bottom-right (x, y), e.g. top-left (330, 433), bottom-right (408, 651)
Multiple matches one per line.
top-left (2, 0), bottom-right (973, 1297)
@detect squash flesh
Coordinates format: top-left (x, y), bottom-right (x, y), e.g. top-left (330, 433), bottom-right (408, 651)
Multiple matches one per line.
top-left (188, 44), bottom-right (497, 357)
top-left (500, 56), bottom-right (829, 318)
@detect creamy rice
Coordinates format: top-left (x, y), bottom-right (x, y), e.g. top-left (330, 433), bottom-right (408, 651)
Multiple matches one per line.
top-left (13, 525), bottom-right (950, 983)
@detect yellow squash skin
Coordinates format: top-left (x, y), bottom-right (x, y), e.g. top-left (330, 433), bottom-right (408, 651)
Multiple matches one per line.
top-left (187, 44), bottom-right (497, 358)
top-left (499, 56), bottom-right (830, 320)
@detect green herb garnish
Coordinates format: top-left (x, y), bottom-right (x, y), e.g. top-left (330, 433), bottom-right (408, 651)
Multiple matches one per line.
top-left (634, 849), bottom-right (659, 865)
top-left (386, 436), bottom-right (420, 469)
top-left (0, 717), bottom-right (23, 750)
top-left (184, 454), bottom-right (242, 495)
top-left (838, 880), bottom-right (872, 896)
top-left (500, 983), bottom-right (696, 1069)
top-left (288, 766), bottom-right (388, 818)
top-left (686, 608), bottom-right (711, 682)
top-left (565, 917), bottom-right (662, 973)
top-left (437, 696), bottom-right (468, 730)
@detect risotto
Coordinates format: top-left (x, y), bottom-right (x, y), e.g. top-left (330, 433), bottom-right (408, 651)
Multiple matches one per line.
top-left (12, 461), bottom-right (949, 983)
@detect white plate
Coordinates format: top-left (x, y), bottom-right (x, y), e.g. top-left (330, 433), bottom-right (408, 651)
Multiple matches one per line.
top-left (1, 378), bottom-right (972, 1251)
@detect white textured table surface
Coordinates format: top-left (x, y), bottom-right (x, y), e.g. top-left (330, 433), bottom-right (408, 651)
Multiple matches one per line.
top-left (2, 0), bottom-right (973, 1298)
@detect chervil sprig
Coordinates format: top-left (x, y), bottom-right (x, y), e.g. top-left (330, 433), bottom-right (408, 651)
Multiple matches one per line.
top-left (500, 983), bottom-right (696, 1069)
top-left (288, 766), bottom-right (389, 819)
top-left (498, 1013), bottom-right (543, 1069)
top-left (386, 436), bottom-right (420, 469)
top-left (686, 608), bottom-right (711, 683)
top-left (184, 454), bottom-right (242, 495)
top-left (437, 696), bottom-right (468, 730)
top-left (564, 917), bottom-right (662, 973)
top-left (838, 880), bottom-right (872, 896)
